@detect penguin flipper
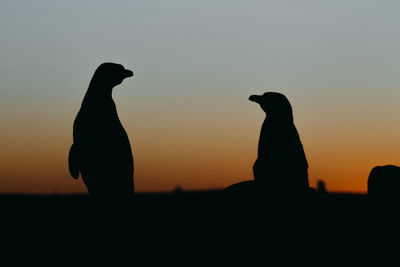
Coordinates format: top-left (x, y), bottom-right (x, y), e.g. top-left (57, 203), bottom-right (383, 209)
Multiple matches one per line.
top-left (68, 144), bottom-right (80, 179)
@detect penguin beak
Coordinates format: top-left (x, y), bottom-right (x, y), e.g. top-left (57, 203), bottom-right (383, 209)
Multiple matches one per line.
top-left (123, 69), bottom-right (134, 78)
top-left (249, 95), bottom-right (262, 104)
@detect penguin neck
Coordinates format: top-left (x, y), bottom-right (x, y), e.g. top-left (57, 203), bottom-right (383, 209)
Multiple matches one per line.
top-left (265, 112), bottom-right (293, 125)
top-left (83, 84), bottom-right (115, 104)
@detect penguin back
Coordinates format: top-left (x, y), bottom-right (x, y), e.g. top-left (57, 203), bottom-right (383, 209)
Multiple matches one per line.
top-left (68, 144), bottom-right (80, 179)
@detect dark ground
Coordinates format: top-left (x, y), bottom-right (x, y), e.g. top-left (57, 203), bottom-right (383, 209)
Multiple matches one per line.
top-left (0, 190), bottom-right (381, 218)
top-left (0, 190), bottom-right (384, 226)
top-left (0, 190), bottom-right (396, 259)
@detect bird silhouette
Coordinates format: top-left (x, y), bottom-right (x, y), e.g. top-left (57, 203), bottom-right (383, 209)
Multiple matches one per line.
top-left (68, 62), bottom-right (134, 198)
top-left (368, 165), bottom-right (400, 202)
top-left (249, 92), bottom-right (309, 195)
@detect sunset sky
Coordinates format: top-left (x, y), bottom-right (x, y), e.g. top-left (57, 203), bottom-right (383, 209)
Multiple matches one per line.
top-left (1, 0), bottom-right (400, 194)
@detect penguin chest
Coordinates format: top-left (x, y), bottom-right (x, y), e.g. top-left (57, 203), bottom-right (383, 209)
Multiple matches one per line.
top-left (102, 116), bottom-right (133, 160)
top-left (256, 124), bottom-right (306, 174)
top-left (76, 110), bottom-right (133, 170)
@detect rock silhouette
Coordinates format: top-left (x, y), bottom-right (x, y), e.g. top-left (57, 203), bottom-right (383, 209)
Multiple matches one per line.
top-left (368, 165), bottom-right (400, 201)
top-left (68, 62), bottom-right (134, 197)
top-left (250, 92), bottom-right (309, 195)
top-left (317, 180), bottom-right (327, 196)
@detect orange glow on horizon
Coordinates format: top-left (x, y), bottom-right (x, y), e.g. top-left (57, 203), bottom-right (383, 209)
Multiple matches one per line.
top-left (2, 117), bottom-right (398, 194)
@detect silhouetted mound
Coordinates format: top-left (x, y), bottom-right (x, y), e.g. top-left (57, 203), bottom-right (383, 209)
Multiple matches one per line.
top-left (368, 165), bottom-right (400, 202)
top-left (249, 92), bottom-right (309, 195)
top-left (224, 180), bottom-right (256, 199)
top-left (68, 62), bottom-right (135, 197)
top-left (224, 181), bottom-right (317, 205)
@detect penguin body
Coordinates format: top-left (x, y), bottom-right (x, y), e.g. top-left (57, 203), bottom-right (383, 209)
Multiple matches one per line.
top-left (68, 63), bottom-right (134, 197)
top-left (368, 165), bottom-right (400, 202)
top-left (249, 92), bottom-right (309, 194)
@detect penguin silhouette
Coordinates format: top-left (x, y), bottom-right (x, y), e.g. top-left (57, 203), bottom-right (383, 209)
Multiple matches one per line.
top-left (249, 92), bottom-right (309, 195)
top-left (68, 62), bottom-right (134, 197)
top-left (368, 165), bottom-right (400, 202)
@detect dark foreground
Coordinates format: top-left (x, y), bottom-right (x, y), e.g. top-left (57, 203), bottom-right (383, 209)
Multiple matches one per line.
top-left (0, 190), bottom-right (393, 226)
top-left (0, 190), bottom-right (397, 259)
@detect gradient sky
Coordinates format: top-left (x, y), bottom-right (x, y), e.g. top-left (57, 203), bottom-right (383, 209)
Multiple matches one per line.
top-left (1, 0), bottom-right (400, 194)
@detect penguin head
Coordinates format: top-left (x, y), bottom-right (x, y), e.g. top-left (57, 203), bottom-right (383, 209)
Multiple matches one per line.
top-left (249, 92), bottom-right (293, 122)
top-left (89, 62), bottom-right (133, 89)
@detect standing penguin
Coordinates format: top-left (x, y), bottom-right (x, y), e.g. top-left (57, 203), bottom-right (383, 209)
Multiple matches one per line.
top-left (68, 62), bottom-right (134, 197)
top-left (249, 92), bottom-right (309, 195)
